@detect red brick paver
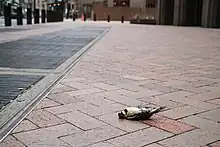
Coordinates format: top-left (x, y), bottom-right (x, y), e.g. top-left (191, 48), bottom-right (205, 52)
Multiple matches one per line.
top-left (1, 22), bottom-right (220, 147)
top-left (142, 115), bottom-right (195, 134)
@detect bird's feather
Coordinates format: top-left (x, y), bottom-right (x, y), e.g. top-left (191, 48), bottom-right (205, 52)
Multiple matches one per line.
top-left (118, 106), bottom-right (166, 120)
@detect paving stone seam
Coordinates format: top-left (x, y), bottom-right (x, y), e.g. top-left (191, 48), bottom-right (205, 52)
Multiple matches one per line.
top-left (26, 109), bottom-right (68, 128)
top-left (44, 96), bottom-right (67, 105)
top-left (155, 143), bottom-right (166, 147)
top-left (47, 85), bottom-right (78, 95)
top-left (0, 27), bottom-right (111, 142)
top-left (94, 114), bottom-right (151, 133)
top-left (71, 108), bottom-right (157, 135)
top-left (20, 118), bottom-right (40, 131)
top-left (56, 111), bottom-right (99, 132)
top-left (58, 137), bottom-right (76, 147)
top-left (139, 90), bottom-right (194, 99)
top-left (173, 111), bottom-right (212, 122)
top-left (195, 113), bottom-right (220, 123)
top-left (81, 109), bottom-right (121, 118)
top-left (139, 129), bottom-right (201, 147)
top-left (59, 131), bottom-right (130, 147)
top-left (104, 141), bottom-right (120, 147)
top-left (207, 140), bottom-right (220, 147)
top-left (34, 102), bottom-right (63, 110)
top-left (169, 99), bottom-right (220, 111)
top-left (137, 99), bottom-right (188, 111)
top-left (195, 83), bottom-right (218, 88)
top-left (205, 97), bottom-right (220, 102)
top-left (11, 122), bottom-right (73, 136)
top-left (60, 82), bottom-right (83, 90)
top-left (11, 134), bottom-right (28, 147)
top-left (104, 97), bottom-right (136, 107)
top-left (77, 109), bottom-right (121, 121)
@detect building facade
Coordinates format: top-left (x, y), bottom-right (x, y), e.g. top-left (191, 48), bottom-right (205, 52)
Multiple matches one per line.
top-left (92, 0), bottom-right (157, 20)
top-left (157, 0), bottom-right (220, 28)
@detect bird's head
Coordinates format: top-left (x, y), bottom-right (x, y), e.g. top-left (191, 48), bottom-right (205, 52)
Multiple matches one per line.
top-left (118, 109), bottom-right (128, 119)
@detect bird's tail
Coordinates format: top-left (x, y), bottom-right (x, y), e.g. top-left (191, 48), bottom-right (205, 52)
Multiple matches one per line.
top-left (149, 106), bottom-right (166, 115)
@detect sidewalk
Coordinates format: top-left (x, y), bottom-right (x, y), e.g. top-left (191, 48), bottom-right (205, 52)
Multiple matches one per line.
top-left (1, 22), bottom-right (220, 147)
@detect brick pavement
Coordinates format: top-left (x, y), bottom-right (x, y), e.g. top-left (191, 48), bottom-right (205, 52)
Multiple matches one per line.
top-left (1, 22), bottom-right (220, 147)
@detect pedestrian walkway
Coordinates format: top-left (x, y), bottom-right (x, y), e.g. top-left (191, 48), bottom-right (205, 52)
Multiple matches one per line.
top-left (1, 22), bottom-right (220, 147)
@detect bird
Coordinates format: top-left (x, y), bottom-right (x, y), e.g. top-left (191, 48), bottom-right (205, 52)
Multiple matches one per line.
top-left (118, 105), bottom-right (166, 120)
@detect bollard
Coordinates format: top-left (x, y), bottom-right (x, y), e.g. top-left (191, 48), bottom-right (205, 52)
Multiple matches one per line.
top-left (4, 4), bottom-right (12, 26)
top-left (17, 7), bottom-right (23, 25)
top-left (34, 9), bottom-right (39, 24)
top-left (93, 13), bottom-right (96, 21)
top-left (121, 16), bottom-right (124, 23)
top-left (41, 9), bottom-right (46, 23)
top-left (66, 3), bottom-right (70, 19)
top-left (72, 13), bottom-right (76, 21)
top-left (84, 13), bottom-right (86, 21)
top-left (107, 15), bottom-right (110, 22)
top-left (27, 8), bottom-right (32, 24)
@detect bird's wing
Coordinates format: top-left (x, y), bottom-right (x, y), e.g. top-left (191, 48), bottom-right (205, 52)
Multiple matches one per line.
top-left (126, 107), bottom-right (142, 116)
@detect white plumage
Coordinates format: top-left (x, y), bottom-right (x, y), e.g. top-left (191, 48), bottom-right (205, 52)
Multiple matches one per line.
top-left (118, 106), bottom-right (166, 120)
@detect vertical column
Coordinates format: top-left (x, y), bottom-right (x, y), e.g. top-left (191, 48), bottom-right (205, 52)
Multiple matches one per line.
top-left (27, 8), bottom-right (32, 24)
top-left (173, 0), bottom-right (186, 26)
top-left (201, 0), bottom-right (220, 28)
top-left (156, 0), bottom-right (165, 25)
top-left (217, 1), bottom-right (220, 27)
top-left (41, 9), bottom-right (46, 23)
top-left (17, 7), bottom-right (23, 25)
top-left (34, 9), bottom-right (40, 23)
top-left (4, 4), bottom-right (12, 26)
top-left (194, 0), bottom-right (203, 26)
top-left (157, 0), bottom-right (174, 25)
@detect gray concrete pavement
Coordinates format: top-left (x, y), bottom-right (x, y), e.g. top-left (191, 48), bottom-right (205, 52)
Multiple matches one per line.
top-left (0, 21), bottom-right (220, 147)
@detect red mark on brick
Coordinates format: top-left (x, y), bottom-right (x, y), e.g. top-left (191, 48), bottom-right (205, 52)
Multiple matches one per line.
top-left (141, 115), bottom-right (195, 134)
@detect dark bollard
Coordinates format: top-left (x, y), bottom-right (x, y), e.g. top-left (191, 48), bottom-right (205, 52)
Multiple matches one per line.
top-left (41, 9), bottom-right (46, 23)
top-left (66, 3), bottom-right (70, 19)
top-left (107, 15), bottom-right (110, 22)
top-left (34, 9), bottom-right (39, 24)
top-left (93, 13), bottom-right (96, 21)
top-left (27, 8), bottom-right (32, 24)
top-left (121, 16), bottom-right (124, 23)
top-left (17, 7), bottom-right (23, 25)
top-left (84, 13), bottom-right (86, 21)
top-left (4, 4), bottom-right (12, 26)
top-left (72, 13), bottom-right (76, 21)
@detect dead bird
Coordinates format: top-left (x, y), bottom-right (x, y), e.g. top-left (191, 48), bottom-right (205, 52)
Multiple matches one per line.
top-left (118, 105), bottom-right (166, 120)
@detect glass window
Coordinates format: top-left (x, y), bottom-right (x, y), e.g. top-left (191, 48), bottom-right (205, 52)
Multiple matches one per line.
top-left (145, 0), bottom-right (157, 8)
top-left (113, 0), bottom-right (130, 7)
